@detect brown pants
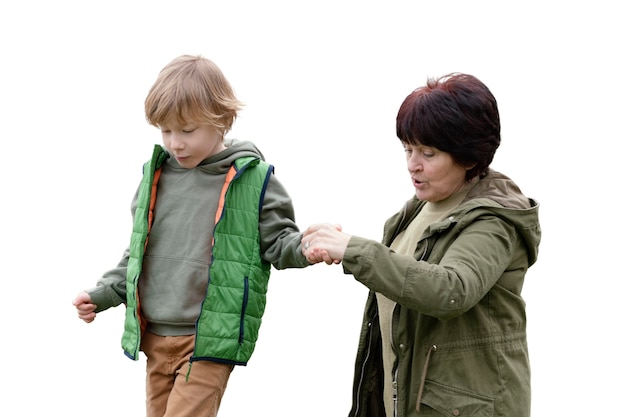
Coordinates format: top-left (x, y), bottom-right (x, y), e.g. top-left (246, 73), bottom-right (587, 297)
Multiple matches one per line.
top-left (141, 331), bottom-right (234, 417)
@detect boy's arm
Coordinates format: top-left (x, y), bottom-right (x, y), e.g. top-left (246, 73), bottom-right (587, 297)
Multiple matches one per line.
top-left (259, 175), bottom-right (310, 269)
top-left (86, 248), bottom-right (130, 313)
top-left (82, 176), bottom-right (141, 313)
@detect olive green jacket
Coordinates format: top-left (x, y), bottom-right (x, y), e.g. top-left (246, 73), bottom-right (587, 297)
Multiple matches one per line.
top-left (345, 170), bottom-right (541, 417)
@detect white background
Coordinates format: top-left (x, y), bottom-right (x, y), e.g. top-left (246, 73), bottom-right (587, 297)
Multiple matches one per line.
top-left (1, 1), bottom-right (623, 416)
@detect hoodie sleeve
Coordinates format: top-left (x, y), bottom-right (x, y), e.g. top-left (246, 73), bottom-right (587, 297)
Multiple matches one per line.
top-left (87, 248), bottom-right (129, 312)
top-left (85, 184), bottom-right (141, 312)
top-left (259, 174), bottom-right (310, 269)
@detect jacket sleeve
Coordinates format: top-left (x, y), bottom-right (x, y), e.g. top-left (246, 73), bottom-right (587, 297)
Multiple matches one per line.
top-left (342, 214), bottom-right (518, 319)
top-left (259, 174), bottom-right (310, 270)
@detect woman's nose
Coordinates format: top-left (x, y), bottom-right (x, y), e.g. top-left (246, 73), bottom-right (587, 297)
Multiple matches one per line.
top-left (407, 154), bottom-right (421, 171)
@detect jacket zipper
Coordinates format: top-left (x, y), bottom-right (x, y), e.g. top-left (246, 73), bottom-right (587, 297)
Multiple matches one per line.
top-left (353, 312), bottom-right (378, 416)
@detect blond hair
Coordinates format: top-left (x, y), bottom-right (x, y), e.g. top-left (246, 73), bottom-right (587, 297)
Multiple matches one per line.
top-left (145, 55), bottom-right (243, 134)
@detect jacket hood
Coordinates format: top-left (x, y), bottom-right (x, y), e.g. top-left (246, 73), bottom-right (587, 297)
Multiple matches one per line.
top-left (163, 139), bottom-right (265, 173)
top-left (466, 169), bottom-right (530, 210)
top-left (461, 169), bottom-right (541, 267)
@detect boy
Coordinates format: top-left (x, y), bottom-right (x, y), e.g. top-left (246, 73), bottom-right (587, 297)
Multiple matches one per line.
top-left (72, 55), bottom-right (310, 417)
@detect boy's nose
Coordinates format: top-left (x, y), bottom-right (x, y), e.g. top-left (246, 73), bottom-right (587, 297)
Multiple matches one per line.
top-left (169, 134), bottom-right (185, 149)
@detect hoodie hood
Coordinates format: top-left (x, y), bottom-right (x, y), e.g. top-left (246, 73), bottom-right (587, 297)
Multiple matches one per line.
top-left (163, 138), bottom-right (265, 173)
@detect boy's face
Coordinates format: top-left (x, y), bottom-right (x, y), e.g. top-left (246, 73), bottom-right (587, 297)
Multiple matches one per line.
top-left (160, 122), bottom-right (225, 168)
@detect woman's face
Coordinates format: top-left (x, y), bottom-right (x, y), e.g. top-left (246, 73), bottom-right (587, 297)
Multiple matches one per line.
top-left (404, 143), bottom-right (470, 202)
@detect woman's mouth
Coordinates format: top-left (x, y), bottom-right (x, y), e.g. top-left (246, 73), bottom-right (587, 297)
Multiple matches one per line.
top-left (413, 178), bottom-right (425, 188)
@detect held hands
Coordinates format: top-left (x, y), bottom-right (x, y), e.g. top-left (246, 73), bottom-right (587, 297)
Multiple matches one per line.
top-left (302, 223), bottom-right (350, 265)
top-left (72, 291), bottom-right (97, 323)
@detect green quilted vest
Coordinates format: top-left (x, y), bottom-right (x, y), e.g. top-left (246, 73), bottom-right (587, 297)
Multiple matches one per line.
top-left (121, 145), bottom-right (272, 366)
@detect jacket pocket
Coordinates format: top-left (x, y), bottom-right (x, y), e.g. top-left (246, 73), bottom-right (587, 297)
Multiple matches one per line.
top-left (238, 276), bottom-right (249, 344)
top-left (419, 379), bottom-right (494, 417)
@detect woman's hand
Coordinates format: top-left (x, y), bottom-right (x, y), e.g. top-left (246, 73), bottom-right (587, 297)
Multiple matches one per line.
top-left (302, 223), bottom-right (350, 265)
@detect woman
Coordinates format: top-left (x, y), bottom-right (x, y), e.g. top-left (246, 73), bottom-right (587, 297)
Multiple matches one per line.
top-left (303, 73), bottom-right (541, 417)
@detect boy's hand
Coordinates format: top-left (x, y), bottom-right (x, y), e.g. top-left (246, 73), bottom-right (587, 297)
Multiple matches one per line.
top-left (72, 291), bottom-right (97, 323)
top-left (302, 223), bottom-right (349, 265)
